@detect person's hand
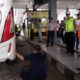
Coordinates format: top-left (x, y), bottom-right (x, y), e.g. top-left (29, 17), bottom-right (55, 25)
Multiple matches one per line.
top-left (16, 52), bottom-right (24, 61)
top-left (13, 49), bottom-right (17, 55)
top-left (14, 49), bottom-right (20, 57)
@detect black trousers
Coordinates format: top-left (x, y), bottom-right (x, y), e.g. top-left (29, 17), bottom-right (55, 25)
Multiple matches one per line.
top-left (65, 32), bottom-right (75, 54)
top-left (60, 28), bottom-right (64, 43)
top-left (21, 68), bottom-right (46, 80)
top-left (47, 31), bottom-right (54, 46)
top-left (75, 32), bottom-right (79, 49)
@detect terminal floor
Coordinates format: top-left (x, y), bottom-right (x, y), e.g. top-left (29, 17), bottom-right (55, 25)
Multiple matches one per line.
top-left (0, 38), bottom-right (67, 80)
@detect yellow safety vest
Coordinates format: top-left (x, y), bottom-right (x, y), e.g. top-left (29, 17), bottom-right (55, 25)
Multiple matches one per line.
top-left (17, 26), bottom-right (21, 31)
top-left (65, 18), bottom-right (74, 32)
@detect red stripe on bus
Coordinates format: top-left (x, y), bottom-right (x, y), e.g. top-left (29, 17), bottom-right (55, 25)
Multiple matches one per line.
top-left (1, 9), bottom-right (14, 42)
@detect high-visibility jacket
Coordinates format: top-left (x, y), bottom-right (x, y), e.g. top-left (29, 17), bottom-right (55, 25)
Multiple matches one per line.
top-left (65, 18), bottom-right (75, 32)
top-left (17, 25), bottom-right (21, 31)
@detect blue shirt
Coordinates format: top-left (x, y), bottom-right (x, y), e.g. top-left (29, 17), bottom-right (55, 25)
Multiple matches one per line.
top-left (24, 52), bottom-right (46, 77)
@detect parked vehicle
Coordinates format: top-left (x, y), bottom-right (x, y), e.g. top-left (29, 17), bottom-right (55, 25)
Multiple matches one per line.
top-left (0, 0), bottom-right (16, 62)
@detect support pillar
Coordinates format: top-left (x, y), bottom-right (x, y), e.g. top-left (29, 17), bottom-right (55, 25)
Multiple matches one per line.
top-left (49, 0), bottom-right (57, 21)
top-left (49, 0), bottom-right (57, 42)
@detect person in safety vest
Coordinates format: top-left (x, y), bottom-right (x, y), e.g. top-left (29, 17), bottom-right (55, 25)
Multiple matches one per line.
top-left (64, 10), bottom-right (76, 55)
top-left (15, 24), bottom-right (21, 37)
top-left (75, 11), bottom-right (80, 49)
top-left (17, 25), bottom-right (21, 36)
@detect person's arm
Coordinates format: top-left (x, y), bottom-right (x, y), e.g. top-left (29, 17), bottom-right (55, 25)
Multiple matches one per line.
top-left (64, 21), bottom-right (66, 31)
top-left (73, 19), bottom-right (77, 32)
top-left (16, 53), bottom-right (24, 61)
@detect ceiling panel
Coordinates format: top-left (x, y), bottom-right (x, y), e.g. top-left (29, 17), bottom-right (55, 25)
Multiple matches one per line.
top-left (13, 0), bottom-right (80, 9)
top-left (13, 0), bottom-right (33, 9)
top-left (38, 0), bottom-right (80, 9)
top-left (57, 1), bottom-right (80, 9)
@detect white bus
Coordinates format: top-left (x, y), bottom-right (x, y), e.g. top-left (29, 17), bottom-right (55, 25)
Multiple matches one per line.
top-left (0, 0), bottom-right (16, 62)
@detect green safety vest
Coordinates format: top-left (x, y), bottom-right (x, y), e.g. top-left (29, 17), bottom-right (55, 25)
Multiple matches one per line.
top-left (17, 26), bottom-right (21, 31)
top-left (65, 18), bottom-right (75, 32)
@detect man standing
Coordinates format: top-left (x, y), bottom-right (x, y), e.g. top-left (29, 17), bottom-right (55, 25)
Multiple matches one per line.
top-left (46, 18), bottom-right (56, 47)
top-left (56, 20), bottom-right (60, 38)
top-left (75, 11), bottom-right (80, 49)
top-left (59, 20), bottom-right (65, 43)
top-left (64, 11), bottom-right (75, 55)
top-left (37, 19), bottom-right (43, 42)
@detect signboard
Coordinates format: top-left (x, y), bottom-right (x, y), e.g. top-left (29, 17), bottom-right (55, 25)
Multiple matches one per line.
top-left (27, 11), bottom-right (48, 18)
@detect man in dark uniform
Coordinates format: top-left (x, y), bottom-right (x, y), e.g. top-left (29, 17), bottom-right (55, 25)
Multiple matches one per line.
top-left (16, 45), bottom-right (47, 80)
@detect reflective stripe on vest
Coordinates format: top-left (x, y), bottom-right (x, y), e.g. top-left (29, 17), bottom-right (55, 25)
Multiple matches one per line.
top-left (65, 18), bottom-right (74, 32)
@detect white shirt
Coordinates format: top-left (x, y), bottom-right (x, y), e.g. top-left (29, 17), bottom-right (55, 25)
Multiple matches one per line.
top-left (76, 19), bottom-right (80, 26)
top-left (56, 23), bottom-right (60, 31)
top-left (75, 19), bottom-right (80, 31)
top-left (47, 22), bottom-right (56, 31)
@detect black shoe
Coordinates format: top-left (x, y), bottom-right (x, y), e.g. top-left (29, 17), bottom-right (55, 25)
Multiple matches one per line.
top-left (76, 47), bottom-right (79, 49)
top-left (68, 52), bottom-right (74, 55)
top-left (39, 40), bottom-right (42, 42)
top-left (46, 45), bottom-right (49, 47)
top-left (65, 51), bottom-right (69, 53)
top-left (51, 44), bottom-right (53, 47)
top-left (77, 68), bottom-right (80, 70)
